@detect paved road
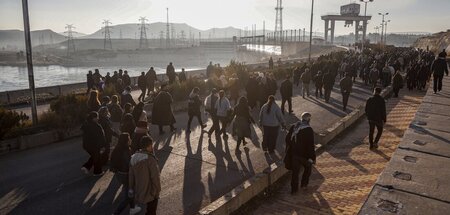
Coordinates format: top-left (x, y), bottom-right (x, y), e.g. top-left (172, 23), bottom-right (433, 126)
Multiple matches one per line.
top-left (242, 89), bottom-right (425, 214)
top-left (0, 79), bottom-right (374, 215)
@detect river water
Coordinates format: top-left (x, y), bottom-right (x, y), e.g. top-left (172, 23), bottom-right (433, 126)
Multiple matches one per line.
top-left (0, 65), bottom-right (201, 92)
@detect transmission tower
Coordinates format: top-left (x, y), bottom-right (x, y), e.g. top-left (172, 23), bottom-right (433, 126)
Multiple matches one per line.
top-left (166, 8), bottom-right (171, 48)
top-left (274, 0), bottom-right (283, 44)
top-left (102, 20), bottom-right (113, 50)
top-left (138, 17), bottom-right (149, 49)
top-left (64, 24), bottom-right (76, 56)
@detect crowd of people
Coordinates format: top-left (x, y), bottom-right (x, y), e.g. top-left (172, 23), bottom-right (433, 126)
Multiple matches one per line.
top-left (79, 47), bottom-right (447, 213)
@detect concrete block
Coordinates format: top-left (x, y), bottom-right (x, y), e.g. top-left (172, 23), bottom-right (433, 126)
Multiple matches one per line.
top-left (376, 148), bottom-right (450, 202)
top-left (359, 185), bottom-right (450, 215)
top-left (199, 173), bottom-right (269, 215)
top-left (0, 138), bottom-right (19, 154)
top-left (21, 131), bottom-right (59, 149)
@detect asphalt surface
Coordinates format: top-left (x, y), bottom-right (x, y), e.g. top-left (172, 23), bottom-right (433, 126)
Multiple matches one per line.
top-left (0, 79), bottom-right (373, 215)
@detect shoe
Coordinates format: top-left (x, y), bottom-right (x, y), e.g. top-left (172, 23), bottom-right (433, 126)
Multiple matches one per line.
top-left (130, 206), bottom-right (142, 215)
top-left (201, 124), bottom-right (207, 129)
top-left (223, 134), bottom-right (229, 140)
top-left (81, 167), bottom-right (89, 175)
top-left (374, 143), bottom-right (379, 149)
top-left (243, 140), bottom-right (248, 146)
top-left (93, 171), bottom-right (105, 176)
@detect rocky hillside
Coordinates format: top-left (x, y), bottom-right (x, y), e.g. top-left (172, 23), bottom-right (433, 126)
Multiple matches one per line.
top-left (414, 30), bottom-right (450, 54)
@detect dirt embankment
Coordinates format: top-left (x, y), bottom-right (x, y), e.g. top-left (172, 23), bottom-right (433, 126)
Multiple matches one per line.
top-left (414, 30), bottom-right (450, 54)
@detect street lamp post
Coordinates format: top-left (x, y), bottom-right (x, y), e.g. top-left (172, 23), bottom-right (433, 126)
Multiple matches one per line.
top-left (384, 20), bottom-right (391, 45)
top-left (378, 12), bottom-right (389, 45)
top-left (359, 0), bottom-right (374, 51)
top-left (21, 0), bottom-right (38, 125)
top-left (308, 0), bottom-right (314, 62)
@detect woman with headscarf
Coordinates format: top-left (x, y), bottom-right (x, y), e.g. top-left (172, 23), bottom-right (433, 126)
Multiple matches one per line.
top-left (232, 96), bottom-right (254, 153)
top-left (87, 90), bottom-right (101, 112)
top-left (98, 107), bottom-right (119, 165)
top-left (81, 111), bottom-right (106, 176)
top-left (259, 95), bottom-right (286, 153)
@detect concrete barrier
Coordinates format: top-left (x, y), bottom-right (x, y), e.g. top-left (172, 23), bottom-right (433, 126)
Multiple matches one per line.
top-left (199, 86), bottom-right (393, 215)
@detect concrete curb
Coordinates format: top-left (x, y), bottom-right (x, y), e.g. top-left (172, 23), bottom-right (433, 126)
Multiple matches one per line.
top-left (199, 86), bottom-right (392, 215)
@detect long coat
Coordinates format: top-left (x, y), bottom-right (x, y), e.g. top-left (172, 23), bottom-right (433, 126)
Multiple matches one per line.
top-left (151, 91), bottom-right (176, 125)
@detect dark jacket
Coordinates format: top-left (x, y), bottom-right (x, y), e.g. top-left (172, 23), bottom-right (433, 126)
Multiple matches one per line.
top-left (286, 123), bottom-right (316, 162)
top-left (431, 58), bottom-right (449, 76)
top-left (123, 74), bottom-right (131, 87)
top-left (110, 145), bottom-right (131, 173)
top-left (138, 75), bottom-right (147, 89)
top-left (392, 73), bottom-right (404, 89)
top-left (339, 76), bottom-right (353, 93)
top-left (99, 116), bottom-right (117, 144)
top-left (301, 71), bottom-right (312, 83)
top-left (188, 93), bottom-right (202, 115)
top-left (121, 92), bottom-right (136, 107)
top-left (108, 103), bottom-right (123, 123)
top-left (365, 94), bottom-right (386, 123)
top-left (322, 73), bottom-right (335, 90)
top-left (151, 91), bottom-right (176, 125)
top-left (81, 120), bottom-right (106, 152)
top-left (280, 79), bottom-right (293, 99)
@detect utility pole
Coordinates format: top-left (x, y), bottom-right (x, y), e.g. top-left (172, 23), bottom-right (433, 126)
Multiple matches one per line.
top-left (378, 12), bottom-right (389, 45)
top-left (384, 20), bottom-right (391, 45)
top-left (166, 8), bottom-right (170, 48)
top-left (138, 17), bottom-right (149, 49)
top-left (21, 0), bottom-right (38, 125)
top-left (360, 0), bottom-right (374, 51)
top-left (102, 20), bottom-right (113, 50)
top-left (64, 24), bottom-right (76, 56)
top-left (308, 0), bottom-right (314, 62)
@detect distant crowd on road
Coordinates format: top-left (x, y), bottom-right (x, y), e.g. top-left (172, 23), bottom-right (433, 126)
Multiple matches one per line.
top-left (79, 46), bottom-right (448, 213)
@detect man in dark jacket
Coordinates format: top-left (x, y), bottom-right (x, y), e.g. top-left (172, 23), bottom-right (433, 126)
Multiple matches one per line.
top-left (86, 70), bottom-right (94, 94)
top-left (187, 87), bottom-right (206, 132)
top-left (286, 112), bottom-right (316, 194)
top-left (205, 88), bottom-right (219, 138)
top-left (322, 72), bottom-right (335, 103)
top-left (166, 62), bottom-right (177, 84)
top-left (121, 86), bottom-right (136, 108)
top-left (178, 68), bottom-right (187, 83)
top-left (145, 67), bottom-right (157, 96)
top-left (365, 87), bottom-right (386, 149)
top-left (280, 75), bottom-right (293, 115)
top-left (431, 52), bottom-right (449, 93)
top-left (392, 71), bottom-right (404, 97)
top-left (81, 111), bottom-right (106, 176)
top-left (122, 70), bottom-right (131, 87)
top-left (339, 73), bottom-right (353, 111)
top-left (152, 84), bottom-right (176, 134)
top-left (301, 68), bottom-right (312, 98)
top-left (137, 72), bottom-right (147, 102)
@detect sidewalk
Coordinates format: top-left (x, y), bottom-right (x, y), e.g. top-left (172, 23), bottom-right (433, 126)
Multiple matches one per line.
top-left (242, 89), bottom-right (425, 214)
top-left (0, 79), bottom-right (375, 215)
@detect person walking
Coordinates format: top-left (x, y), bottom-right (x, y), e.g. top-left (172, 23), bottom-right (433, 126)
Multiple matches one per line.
top-left (232, 97), bottom-right (254, 153)
top-left (81, 112), bottom-right (106, 176)
top-left (214, 90), bottom-right (231, 139)
top-left (245, 75), bottom-right (258, 109)
top-left (110, 133), bottom-right (141, 215)
top-left (152, 84), bottom-right (176, 135)
top-left (280, 75), bottom-right (293, 115)
top-left (187, 87), bottom-right (207, 133)
top-left (259, 95), bottom-right (285, 153)
top-left (87, 90), bottom-right (101, 112)
top-left (206, 62), bottom-right (215, 78)
top-left (121, 86), bottom-right (137, 108)
top-left (178, 68), bottom-right (187, 83)
top-left (392, 71), bottom-right (404, 98)
top-left (121, 113), bottom-right (136, 137)
top-left (205, 88), bottom-right (220, 138)
top-left (145, 67), bottom-right (157, 96)
top-left (365, 87), bottom-right (386, 150)
top-left (132, 102), bottom-right (147, 124)
top-left (108, 95), bottom-right (123, 124)
top-left (301, 68), bottom-right (312, 98)
top-left (131, 121), bottom-right (150, 153)
top-left (86, 70), bottom-right (94, 94)
top-left (166, 62), bottom-right (177, 84)
top-left (123, 70), bottom-right (131, 88)
top-left (137, 72), bottom-right (147, 102)
top-left (269, 57), bottom-right (274, 70)
top-left (129, 136), bottom-right (161, 215)
top-left (369, 65), bottom-right (380, 91)
top-left (322, 72), bottom-right (335, 103)
top-left (431, 52), bottom-right (449, 94)
top-left (339, 73), bottom-right (353, 111)
top-left (285, 112), bottom-right (316, 194)
top-left (314, 71), bottom-right (324, 98)
top-left (98, 107), bottom-right (119, 165)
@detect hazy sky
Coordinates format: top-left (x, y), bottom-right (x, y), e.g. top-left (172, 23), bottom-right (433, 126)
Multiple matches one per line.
top-left (1, 0), bottom-right (450, 35)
